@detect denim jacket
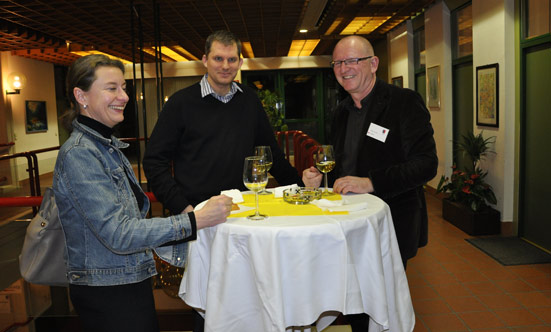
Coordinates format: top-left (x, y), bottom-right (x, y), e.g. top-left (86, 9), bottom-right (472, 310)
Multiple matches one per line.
top-left (53, 120), bottom-right (194, 286)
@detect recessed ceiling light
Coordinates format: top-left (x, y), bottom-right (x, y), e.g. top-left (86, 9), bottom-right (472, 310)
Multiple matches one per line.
top-left (299, 29), bottom-right (308, 33)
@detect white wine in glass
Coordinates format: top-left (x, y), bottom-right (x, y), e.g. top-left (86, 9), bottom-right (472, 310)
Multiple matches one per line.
top-left (243, 156), bottom-right (268, 220)
top-left (254, 146), bottom-right (273, 195)
top-left (315, 145), bottom-right (336, 196)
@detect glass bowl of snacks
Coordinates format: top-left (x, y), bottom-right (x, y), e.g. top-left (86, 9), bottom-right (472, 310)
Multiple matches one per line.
top-left (283, 187), bottom-right (322, 205)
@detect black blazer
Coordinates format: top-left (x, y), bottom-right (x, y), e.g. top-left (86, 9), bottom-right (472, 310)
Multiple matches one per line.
top-left (330, 78), bottom-right (438, 261)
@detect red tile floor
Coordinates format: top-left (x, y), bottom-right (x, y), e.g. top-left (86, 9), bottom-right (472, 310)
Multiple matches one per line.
top-left (408, 194), bottom-right (551, 331)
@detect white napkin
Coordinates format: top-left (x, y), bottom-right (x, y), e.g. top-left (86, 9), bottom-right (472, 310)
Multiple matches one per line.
top-left (274, 184), bottom-right (299, 198)
top-left (311, 197), bottom-right (368, 212)
top-left (221, 189), bottom-right (244, 203)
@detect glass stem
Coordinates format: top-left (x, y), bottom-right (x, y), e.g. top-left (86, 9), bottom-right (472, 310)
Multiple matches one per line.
top-left (324, 173), bottom-right (329, 192)
top-left (255, 192), bottom-right (260, 216)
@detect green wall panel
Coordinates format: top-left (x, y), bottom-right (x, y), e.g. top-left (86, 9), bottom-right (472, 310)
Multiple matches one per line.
top-left (452, 62), bottom-right (473, 171)
top-left (522, 45), bottom-right (551, 251)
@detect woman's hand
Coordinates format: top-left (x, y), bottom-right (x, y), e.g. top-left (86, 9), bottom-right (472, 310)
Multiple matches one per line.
top-left (193, 195), bottom-right (233, 229)
top-left (302, 166), bottom-right (323, 188)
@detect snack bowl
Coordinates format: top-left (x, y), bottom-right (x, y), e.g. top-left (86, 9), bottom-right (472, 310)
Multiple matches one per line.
top-left (283, 187), bottom-right (322, 205)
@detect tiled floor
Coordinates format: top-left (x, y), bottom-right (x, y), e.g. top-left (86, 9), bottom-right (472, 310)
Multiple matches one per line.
top-left (408, 194), bottom-right (551, 331)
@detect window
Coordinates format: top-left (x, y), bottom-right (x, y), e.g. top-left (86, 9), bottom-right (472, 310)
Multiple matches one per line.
top-left (414, 27), bottom-right (426, 71)
top-left (283, 73), bottom-right (317, 119)
top-left (244, 72), bottom-right (277, 93)
top-left (452, 4), bottom-right (473, 59)
top-left (525, 0), bottom-right (551, 38)
top-left (242, 69), bottom-right (333, 142)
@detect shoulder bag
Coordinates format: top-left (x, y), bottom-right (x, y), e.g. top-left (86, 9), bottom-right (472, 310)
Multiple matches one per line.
top-left (19, 187), bottom-right (69, 286)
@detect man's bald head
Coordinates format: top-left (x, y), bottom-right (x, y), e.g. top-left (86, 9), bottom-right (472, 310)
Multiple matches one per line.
top-left (333, 36), bottom-right (374, 59)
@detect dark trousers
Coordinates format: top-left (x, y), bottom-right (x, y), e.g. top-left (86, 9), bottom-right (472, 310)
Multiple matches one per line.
top-left (346, 257), bottom-right (408, 332)
top-left (193, 309), bottom-right (205, 332)
top-left (69, 278), bottom-right (159, 332)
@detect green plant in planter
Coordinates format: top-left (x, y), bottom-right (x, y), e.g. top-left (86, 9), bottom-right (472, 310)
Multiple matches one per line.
top-left (257, 89), bottom-right (288, 132)
top-left (436, 131), bottom-right (497, 212)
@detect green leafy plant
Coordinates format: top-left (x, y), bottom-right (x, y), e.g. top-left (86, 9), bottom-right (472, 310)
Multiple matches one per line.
top-left (436, 131), bottom-right (497, 212)
top-left (257, 89), bottom-right (288, 132)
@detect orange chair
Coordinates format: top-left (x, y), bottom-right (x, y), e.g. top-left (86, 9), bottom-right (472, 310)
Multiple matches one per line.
top-left (276, 131), bottom-right (284, 150)
top-left (297, 138), bottom-right (319, 175)
top-left (286, 130), bottom-right (303, 162)
top-left (293, 133), bottom-right (310, 172)
top-left (274, 130), bottom-right (303, 163)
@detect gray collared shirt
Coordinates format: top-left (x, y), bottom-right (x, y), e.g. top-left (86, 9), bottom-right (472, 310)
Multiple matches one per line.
top-left (200, 74), bottom-right (243, 103)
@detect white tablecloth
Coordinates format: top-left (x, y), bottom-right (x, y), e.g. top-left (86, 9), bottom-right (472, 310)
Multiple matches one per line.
top-left (179, 193), bottom-right (414, 332)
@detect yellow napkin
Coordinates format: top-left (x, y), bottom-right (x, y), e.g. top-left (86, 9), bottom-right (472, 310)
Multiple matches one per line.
top-left (231, 193), bottom-right (348, 218)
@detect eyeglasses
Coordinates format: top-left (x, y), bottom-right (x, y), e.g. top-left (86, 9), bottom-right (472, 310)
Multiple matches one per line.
top-left (330, 56), bottom-right (373, 68)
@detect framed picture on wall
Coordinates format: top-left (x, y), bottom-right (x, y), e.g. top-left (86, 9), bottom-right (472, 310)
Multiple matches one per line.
top-left (427, 65), bottom-right (440, 109)
top-left (25, 100), bottom-right (48, 133)
top-left (476, 63), bottom-right (499, 127)
top-left (391, 76), bottom-right (403, 88)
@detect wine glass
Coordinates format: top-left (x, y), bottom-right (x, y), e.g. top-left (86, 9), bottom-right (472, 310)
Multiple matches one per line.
top-left (315, 145), bottom-right (336, 196)
top-left (243, 156), bottom-right (268, 220)
top-left (254, 146), bottom-right (273, 195)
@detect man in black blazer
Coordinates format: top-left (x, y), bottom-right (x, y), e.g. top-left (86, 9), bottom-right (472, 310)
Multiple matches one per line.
top-left (303, 35), bottom-right (437, 331)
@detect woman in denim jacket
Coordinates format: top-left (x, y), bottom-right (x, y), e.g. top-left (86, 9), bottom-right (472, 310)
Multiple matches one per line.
top-left (53, 54), bottom-right (233, 332)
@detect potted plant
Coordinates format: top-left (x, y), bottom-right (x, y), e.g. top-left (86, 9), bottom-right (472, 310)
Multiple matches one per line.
top-left (257, 89), bottom-right (288, 132)
top-left (436, 131), bottom-right (500, 235)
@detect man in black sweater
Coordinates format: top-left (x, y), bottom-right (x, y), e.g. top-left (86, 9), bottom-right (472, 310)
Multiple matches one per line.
top-left (143, 30), bottom-right (301, 332)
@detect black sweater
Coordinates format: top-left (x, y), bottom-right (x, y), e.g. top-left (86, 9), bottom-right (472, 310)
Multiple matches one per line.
top-left (143, 83), bottom-right (301, 214)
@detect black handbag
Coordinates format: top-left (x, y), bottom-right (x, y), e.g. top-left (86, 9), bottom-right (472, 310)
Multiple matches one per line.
top-left (19, 187), bottom-right (69, 286)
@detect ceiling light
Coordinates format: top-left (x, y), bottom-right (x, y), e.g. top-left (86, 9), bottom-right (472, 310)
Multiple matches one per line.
top-left (253, 81), bottom-right (263, 90)
top-left (171, 46), bottom-right (199, 61)
top-left (299, 29), bottom-right (308, 33)
top-left (142, 48), bottom-right (174, 61)
top-left (242, 42), bottom-right (255, 58)
top-left (325, 18), bottom-right (342, 35)
top-left (70, 50), bottom-right (132, 64)
top-left (341, 16), bottom-right (391, 35)
top-left (159, 47), bottom-right (188, 62)
top-left (287, 39), bottom-right (320, 57)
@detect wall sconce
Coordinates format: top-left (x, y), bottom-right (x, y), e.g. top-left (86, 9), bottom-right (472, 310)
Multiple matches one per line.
top-left (6, 72), bottom-right (27, 95)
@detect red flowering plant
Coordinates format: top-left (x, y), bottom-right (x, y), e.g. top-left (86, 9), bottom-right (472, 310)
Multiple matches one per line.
top-left (436, 131), bottom-right (497, 212)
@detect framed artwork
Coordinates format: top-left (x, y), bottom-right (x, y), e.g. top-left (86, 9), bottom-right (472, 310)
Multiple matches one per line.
top-left (476, 63), bottom-right (499, 127)
top-left (25, 100), bottom-right (48, 133)
top-left (391, 76), bottom-right (403, 88)
top-left (427, 65), bottom-right (440, 108)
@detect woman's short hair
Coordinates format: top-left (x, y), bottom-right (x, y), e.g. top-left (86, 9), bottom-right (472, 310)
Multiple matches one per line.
top-left (62, 54), bottom-right (125, 130)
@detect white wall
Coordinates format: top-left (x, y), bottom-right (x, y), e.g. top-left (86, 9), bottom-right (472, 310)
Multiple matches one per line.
top-left (472, 0), bottom-right (516, 223)
top-left (0, 52), bottom-right (59, 180)
top-left (387, 23), bottom-right (411, 88)
top-left (424, 1), bottom-right (452, 190)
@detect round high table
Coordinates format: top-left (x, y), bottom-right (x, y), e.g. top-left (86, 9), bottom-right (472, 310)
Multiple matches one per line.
top-left (179, 193), bottom-right (414, 332)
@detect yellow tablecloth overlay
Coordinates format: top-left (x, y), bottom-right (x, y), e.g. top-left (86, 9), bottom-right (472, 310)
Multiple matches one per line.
top-left (231, 193), bottom-right (348, 217)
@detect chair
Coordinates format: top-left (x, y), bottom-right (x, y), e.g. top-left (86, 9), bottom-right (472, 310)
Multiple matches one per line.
top-left (297, 138), bottom-right (319, 175)
top-left (274, 130), bottom-right (303, 165)
top-left (292, 133), bottom-right (310, 172)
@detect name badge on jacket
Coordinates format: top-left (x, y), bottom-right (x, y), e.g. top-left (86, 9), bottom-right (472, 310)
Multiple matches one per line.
top-left (366, 123), bottom-right (390, 143)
